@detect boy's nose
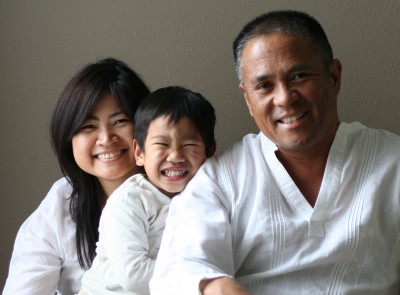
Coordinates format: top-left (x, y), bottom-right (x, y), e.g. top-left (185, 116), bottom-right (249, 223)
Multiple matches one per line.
top-left (167, 148), bottom-right (185, 163)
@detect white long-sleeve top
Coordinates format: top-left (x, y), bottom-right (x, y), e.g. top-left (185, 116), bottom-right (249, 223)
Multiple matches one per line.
top-left (150, 122), bottom-right (400, 295)
top-left (3, 177), bottom-right (83, 295)
top-left (80, 174), bottom-right (171, 295)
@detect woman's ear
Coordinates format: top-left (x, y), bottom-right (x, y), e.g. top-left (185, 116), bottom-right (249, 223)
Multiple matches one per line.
top-left (211, 140), bottom-right (217, 156)
top-left (133, 139), bottom-right (144, 166)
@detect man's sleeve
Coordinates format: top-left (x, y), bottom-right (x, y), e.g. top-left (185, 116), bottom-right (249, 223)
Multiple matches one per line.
top-left (150, 163), bottom-right (234, 295)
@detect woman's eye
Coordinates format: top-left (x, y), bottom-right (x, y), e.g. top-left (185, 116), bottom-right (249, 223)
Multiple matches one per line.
top-left (115, 118), bottom-right (131, 125)
top-left (80, 124), bottom-right (95, 130)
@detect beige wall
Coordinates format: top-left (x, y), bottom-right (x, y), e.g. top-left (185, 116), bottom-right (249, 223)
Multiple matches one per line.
top-left (1, 0), bottom-right (399, 289)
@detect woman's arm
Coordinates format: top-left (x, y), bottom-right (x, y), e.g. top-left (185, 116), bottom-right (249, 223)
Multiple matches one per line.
top-left (3, 179), bottom-right (79, 295)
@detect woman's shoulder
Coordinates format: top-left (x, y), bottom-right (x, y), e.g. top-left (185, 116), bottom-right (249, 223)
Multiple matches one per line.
top-left (26, 177), bottom-right (73, 225)
top-left (48, 177), bottom-right (73, 197)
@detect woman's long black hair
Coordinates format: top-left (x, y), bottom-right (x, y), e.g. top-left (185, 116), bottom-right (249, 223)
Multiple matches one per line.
top-left (50, 58), bottom-right (150, 269)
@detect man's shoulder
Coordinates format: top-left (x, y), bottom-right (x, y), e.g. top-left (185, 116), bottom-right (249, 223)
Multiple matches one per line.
top-left (203, 132), bottom-right (267, 176)
top-left (343, 122), bottom-right (400, 144)
top-left (218, 132), bottom-right (264, 157)
top-left (342, 122), bottom-right (400, 166)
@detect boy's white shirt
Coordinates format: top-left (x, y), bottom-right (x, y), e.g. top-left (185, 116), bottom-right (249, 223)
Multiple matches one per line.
top-left (80, 173), bottom-right (171, 295)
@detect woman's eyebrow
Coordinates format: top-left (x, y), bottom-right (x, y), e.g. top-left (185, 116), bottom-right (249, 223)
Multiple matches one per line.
top-left (85, 111), bottom-right (123, 120)
top-left (109, 111), bottom-right (123, 118)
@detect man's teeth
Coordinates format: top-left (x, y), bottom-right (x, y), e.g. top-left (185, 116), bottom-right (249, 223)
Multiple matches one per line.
top-left (281, 113), bottom-right (305, 124)
top-left (164, 170), bottom-right (186, 177)
top-left (98, 151), bottom-right (122, 159)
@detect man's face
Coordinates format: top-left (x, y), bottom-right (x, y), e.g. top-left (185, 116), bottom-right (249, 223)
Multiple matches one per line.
top-left (240, 33), bottom-right (341, 155)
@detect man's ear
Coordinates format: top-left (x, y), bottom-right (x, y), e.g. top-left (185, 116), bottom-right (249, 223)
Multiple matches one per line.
top-left (330, 58), bottom-right (342, 95)
top-left (133, 139), bottom-right (144, 166)
top-left (239, 83), bottom-right (254, 117)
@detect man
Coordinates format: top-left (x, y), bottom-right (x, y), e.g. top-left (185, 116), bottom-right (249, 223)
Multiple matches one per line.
top-left (150, 10), bottom-right (400, 294)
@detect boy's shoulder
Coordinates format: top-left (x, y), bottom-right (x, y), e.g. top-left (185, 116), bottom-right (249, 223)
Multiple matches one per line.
top-left (108, 173), bottom-right (170, 208)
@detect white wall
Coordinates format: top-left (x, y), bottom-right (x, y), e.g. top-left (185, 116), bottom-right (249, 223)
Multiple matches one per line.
top-left (1, 0), bottom-right (399, 288)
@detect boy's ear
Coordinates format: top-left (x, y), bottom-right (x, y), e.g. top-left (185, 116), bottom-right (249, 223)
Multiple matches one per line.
top-left (133, 139), bottom-right (144, 166)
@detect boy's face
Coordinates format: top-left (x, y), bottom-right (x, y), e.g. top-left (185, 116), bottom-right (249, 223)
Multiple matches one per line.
top-left (134, 115), bottom-right (207, 197)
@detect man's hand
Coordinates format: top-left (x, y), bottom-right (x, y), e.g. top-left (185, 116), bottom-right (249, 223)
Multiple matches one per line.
top-left (201, 277), bottom-right (251, 295)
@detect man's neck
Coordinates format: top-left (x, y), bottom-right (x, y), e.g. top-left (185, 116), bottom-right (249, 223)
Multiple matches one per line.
top-left (276, 143), bottom-right (332, 207)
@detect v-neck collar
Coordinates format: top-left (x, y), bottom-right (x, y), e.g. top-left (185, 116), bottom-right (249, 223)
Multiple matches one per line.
top-left (260, 124), bottom-right (348, 237)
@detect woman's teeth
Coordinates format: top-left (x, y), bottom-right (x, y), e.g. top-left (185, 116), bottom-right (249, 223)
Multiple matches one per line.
top-left (98, 151), bottom-right (122, 159)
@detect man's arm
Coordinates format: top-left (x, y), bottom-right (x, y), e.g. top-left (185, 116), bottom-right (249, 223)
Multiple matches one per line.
top-left (150, 160), bottom-right (236, 294)
top-left (201, 277), bottom-right (251, 295)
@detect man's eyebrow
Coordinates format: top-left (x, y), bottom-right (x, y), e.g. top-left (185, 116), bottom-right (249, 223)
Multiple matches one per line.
top-left (251, 74), bottom-right (272, 84)
top-left (289, 63), bottom-right (312, 72)
top-left (251, 63), bottom-right (313, 83)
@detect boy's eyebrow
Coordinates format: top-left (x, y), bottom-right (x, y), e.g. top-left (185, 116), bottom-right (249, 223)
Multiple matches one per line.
top-left (149, 134), bottom-right (203, 141)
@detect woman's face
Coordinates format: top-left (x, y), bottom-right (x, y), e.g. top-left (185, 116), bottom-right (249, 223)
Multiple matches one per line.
top-left (72, 94), bottom-right (139, 196)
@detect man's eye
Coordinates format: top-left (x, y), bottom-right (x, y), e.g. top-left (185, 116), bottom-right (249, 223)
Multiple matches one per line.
top-left (257, 82), bottom-right (272, 90)
top-left (292, 73), bottom-right (310, 80)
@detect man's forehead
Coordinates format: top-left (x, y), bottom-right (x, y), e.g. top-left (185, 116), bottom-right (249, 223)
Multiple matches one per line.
top-left (241, 35), bottom-right (322, 71)
top-left (243, 33), bottom-right (310, 55)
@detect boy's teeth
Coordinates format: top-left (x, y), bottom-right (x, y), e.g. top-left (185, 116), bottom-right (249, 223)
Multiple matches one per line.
top-left (98, 151), bottom-right (122, 159)
top-left (281, 113), bottom-right (304, 124)
top-left (164, 170), bottom-right (186, 177)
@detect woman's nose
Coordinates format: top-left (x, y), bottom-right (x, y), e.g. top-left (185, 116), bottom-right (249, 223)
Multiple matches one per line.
top-left (96, 128), bottom-right (118, 145)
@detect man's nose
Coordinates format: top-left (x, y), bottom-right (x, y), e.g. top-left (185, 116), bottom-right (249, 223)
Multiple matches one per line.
top-left (273, 83), bottom-right (298, 107)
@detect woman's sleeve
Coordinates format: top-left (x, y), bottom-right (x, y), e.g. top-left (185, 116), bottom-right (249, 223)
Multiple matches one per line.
top-left (3, 196), bottom-right (63, 294)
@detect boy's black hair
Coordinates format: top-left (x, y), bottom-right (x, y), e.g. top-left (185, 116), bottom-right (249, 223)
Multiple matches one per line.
top-left (134, 86), bottom-right (216, 157)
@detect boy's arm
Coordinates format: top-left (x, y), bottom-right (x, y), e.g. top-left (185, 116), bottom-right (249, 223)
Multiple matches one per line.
top-left (102, 187), bottom-right (156, 292)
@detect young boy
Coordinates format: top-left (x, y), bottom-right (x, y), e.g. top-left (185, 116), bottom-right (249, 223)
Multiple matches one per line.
top-left (78, 86), bottom-right (216, 294)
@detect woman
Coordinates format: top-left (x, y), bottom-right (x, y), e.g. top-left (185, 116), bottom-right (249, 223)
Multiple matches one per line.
top-left (3, 58), bottom-right (150, 295)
